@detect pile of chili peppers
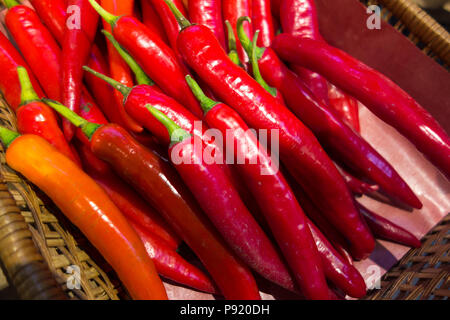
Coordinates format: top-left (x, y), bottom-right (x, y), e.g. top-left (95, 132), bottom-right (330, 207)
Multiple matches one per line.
top-left (0, 0), bottom-right (448, 300)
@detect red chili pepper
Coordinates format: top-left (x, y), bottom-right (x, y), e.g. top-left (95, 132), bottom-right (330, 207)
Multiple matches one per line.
top-left (223, 0), bottom-right (252, 65)
top-left (61, 0), bottom-right (99, 141)
top-left (140, 0), bottom-right (170, 44)
top-left (76, 141), bottom-right (182, 250)
top-left (100, 0), bottom-right (144, 133)
top-left (328, 83), bottom-right (361, 133)
top-left (4, 1), bottom-right (62, 101)
top-left (148, 105), bottom-right (294, 297)
top-left (189, 0), bottom-right (227, 50)
top-left (270, 0), bottom-right (281, 19)
top-left (88, 0), bottom-right (203, 118)
top-left (185, 76), bottom-right (328, 297)
top-left (14, 67), bottom-right (81, 165)
top-left (130, 220), bottom-right (216, 293)
top-left (0, 32), bottom-right (44, 111)
top-left (238, 20), bottom-right (422, 209)
top-left (358, 203), bottom-right (422, 248)
top-left (251, 0), bottom-right (275, 47)
top-left (337, 165), bottom-right (379, 196)
top-left (46, 99), bottom-right (261, 300)
top-left (28, 0), bottom-right (122, 127)
top-left (169, 8), bottom-right (375, 260)
top-left (273, 35), bottom-right (450, 179)
top-left (279, 0), bottom-right (360, 129)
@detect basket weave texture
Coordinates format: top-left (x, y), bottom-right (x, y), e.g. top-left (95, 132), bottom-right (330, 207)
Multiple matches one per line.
top-left (0, 0), bottom-right (448, 300)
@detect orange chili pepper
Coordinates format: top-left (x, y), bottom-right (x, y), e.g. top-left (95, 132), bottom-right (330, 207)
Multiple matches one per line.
top-left (0, 129), bottom-right (167, 300)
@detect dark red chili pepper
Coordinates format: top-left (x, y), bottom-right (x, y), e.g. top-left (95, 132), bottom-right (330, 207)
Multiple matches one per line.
top-left (100, 0), bottom-right (144, 133)
top-left (279, 0), bottom-right (360, 129)
top-left (61, 0), bottom-right (99, 141)
top-left (270, 0), bottom-right (281, 19)
top-left (168, 7), bottom-right (375, 259)
top-left (14, 66), bottom-right (80, 165)
top-left (0, 32), bottom-right (44, 111)
top-left (251, 0), bottom-right (275, 47)
top-left (141, 0), bottom-right (170, 44)
top-left (358, 203), bottom-right (422, 248)
top-left (238, 20), bottom-right (422, 209)
top-left (185, 75), bottom-right (328, 297)
top-left (189, 0), bottom-right (227, 50)
top-left (76, 142), bottom-right (182, 250)
top-left (88, 0), bottom-right (203, 117)
top-left (273, 35), bottom-right (450, 179)
top-left (223, 0), bottom-right (252, 65)
top-left (28, 0), bottom-right (122, 128)
top-left (328, 83), bottom-right (361, 133)
top-left (337, 165), bottom-right (379, 196)
top-left (130, 220), bottom-right (216, 293)
top-left (4, 1), bottom-right (62, 101)
top-left (148, 105), bottom-right (295, 296)
top-left (46, 99), bottom-right (261, 300)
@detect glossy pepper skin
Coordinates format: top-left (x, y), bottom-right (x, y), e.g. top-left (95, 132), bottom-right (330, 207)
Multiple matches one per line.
top-left (223, 0), bottom-right (252, 65)
top-left (174, 22), bottom-right (374, 259)
top-left (46, 100), bottom-right (261, 300)
top-left (76, 142), bottom-right (181, 250)
top-left (187, 80), bottom-right (328, 297)
top-left (272, 35), bottom-right (450, 179)
top-left (280, 0), bottom-right (360, 130)
top-left (15, 67), bottom-right (80, 165)
top-left (88, 0), bottom-right (203, 117)
top-left (251, 0), bottom-right (275, 47)
top-left (130, 220), bottom-right (216, 293)
top-left (240, 35), bottom-right (422, 209)
top-left (1, 131), bottom-right (167, 300)
top-left (159, 125), bottom-right (294, 294)
top-left (189, 0), bottom-right (227, 49)
top-left (0, 32), bottom-right (44, 111)
top-left (358, 203), bottom-right (422, 248)
top-left (28, 0), bottom-right (122, 127)
top-left (61, 0), bottom-right (99, 140)
top-left (4, 2), bottom-right (62, 101)
top-left (141, 0), bottom-right (170, 44)
top-left (100, 0), bottom-right (144, 133)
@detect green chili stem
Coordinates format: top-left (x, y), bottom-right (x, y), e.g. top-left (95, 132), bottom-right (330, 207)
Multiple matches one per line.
top-left (0, 127), bottom-right (19, 148)
top-left (4, 0), bottom-right (19, 9)
top-left (146, 105), bottom-right (191, 146)
top-left (225, 20), bottom-right (243, 67)
top-left (236, 16), bottom-right (265, 61)
top-left (102, 30), bottom-right (154, 86)
top-left (163, 0), bottom-right (191, 29)
top-left (250, 31), bottom-right (277, 97)
top-left (83, 66), bottom-right (132, 99)
top-left (185, 76), bottom-right (218, 114)
top-left (43, 99), bottom-right (101, 140)
top-left (17, 67), bottom-right (39, 106)
top-left (87, 0), bottom-right (119, 28)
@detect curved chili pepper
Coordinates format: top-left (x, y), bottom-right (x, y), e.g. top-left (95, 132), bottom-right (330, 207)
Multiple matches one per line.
top-left (185, 75), bottom-right (329, 298)
top-left (225, 20), bottom-right (244, 67)
top-left (88, 0), bottom-right (203, 117)
top-left (140, 0), bottom-right (170, 44)
top-left (148, 105), bottom-right (296, 295)
top-left (4, 1), bottom-right (62, 101)
top-left (61, 0), bottom-right (99, 141)
top-left (189, 0), bottom-right (227, 50)
top-left (130, 220), bottom-right (216, 293)
top-left (45, 99), bottom-right (261, 300)
top-left (0, 128), bottom-right (167, 300)
top-left (28, 0), bottom-right (67, 42)
top-left (358, 203), bottom-right (421, 248)
top-left (272, 35), bottom-right (450, 179)
top-left (251, 0), bottom-right (275, 47)
top-left (76, 142), bottom-right (181, 250)
top-left (238, 20), bottom-right (422, 209)
top-left (100, 0), bottom-right (144, 133)
top-left (168, 7), bottom-right (375, 260)
top-left (15, 67), bottom-right (80, 165)
top-left (223, 0), bottom-right (252, 65)
top-left (337, 165), bottom-right (379, 196)
top-left (0, 32), bottom-right (44, 111)
top-left (280, 0), bottom-right (361, 128)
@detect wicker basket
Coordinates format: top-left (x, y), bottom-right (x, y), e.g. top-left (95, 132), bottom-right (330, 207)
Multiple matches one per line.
top-left (0, 0), bottom-right (449, 300)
